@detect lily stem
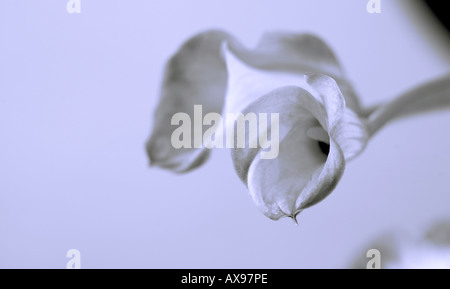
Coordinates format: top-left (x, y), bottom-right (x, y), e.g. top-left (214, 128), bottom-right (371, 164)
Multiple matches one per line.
top-left (367, 74), bottom-right (450, 137)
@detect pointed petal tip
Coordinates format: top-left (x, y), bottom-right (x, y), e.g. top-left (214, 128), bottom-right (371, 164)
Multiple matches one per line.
top-left (290, 212), bottom-right (301, 226)
top-left (292, 216), bottom-right (298, 226)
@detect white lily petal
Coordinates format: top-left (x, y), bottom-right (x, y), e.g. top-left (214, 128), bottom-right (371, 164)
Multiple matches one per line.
top-left (304, 74), bottom-right (368, 161)
top-left (147, 30), bottom-right (232, 172)
top-left (232, 32), bottom-right (341, 74)
top-left (223, 43), bottom-right (313, 115)
top-left (226, 34), bottom-right (361, 113)
top-left (333, 108), bottom-right (369, 161)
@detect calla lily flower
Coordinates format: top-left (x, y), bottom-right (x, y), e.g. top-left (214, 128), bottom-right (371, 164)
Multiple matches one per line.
top-left (146, 30), bottom-right (450, 223)
top-left (147, 30), bottom-right (367, 222)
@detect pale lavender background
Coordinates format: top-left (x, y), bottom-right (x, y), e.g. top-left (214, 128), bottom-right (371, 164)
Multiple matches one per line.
top-left (0, 0), bottom-right (449, 268)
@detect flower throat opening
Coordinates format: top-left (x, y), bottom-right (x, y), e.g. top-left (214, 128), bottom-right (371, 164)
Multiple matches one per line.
top-left (318, 141), bottom-right (330, 156)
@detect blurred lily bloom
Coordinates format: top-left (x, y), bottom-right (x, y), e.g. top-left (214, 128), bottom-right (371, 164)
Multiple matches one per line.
top-left (147, 30), bottom-right (450, 223)
top-left (352, 220), bottom-right (450, 269)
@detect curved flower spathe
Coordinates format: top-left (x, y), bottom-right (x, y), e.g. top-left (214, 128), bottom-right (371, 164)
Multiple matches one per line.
top-left (146, 29), bottom-right (369, 222)
top-left (233, 80), bottom-right (366, 221)
top-left (223, 46), bottom-right (368, 221)
top-left (147, 31), bottom-right (231, 173)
